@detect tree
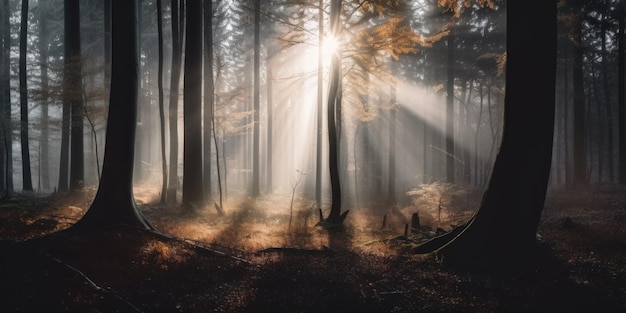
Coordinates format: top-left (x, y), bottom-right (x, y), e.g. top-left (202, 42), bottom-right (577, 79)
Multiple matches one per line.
top-left (73, 0), bottom-right (152, 230)
top-left (0, 0), bottom-right (12, 194)
top-left (571, 0), bottom-right (588, 186)
top-left (66, 0), bottom-right (84, 191)
top-left (445, 31), bottom-right (455, 184)
top-left (415, 0), bottom-right (557, 270)
top-left (38, 1), bottom-right (51, 191)
top-left (167, 0), bottom-right (183, 204)
top-left (19, 0), bottom-right (33, 192)
top-left (182, 0), bottom-right (204, 209)
top-left (315, 0), bottom-right (324, 207)
top-left (156, 0), bottom-right (167, 204)
top-left (619, 0), bottom-right (625, 184)
top-left (203, 0), bottom-right (214, 199)
top-left (251, 0), bottom-right (261, 197)
top-left (323, 0), bottom-right (348, 225)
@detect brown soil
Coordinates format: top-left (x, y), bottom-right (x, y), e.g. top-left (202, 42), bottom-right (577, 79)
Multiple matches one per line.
top-left (0, 185), bottom-right (625, 312)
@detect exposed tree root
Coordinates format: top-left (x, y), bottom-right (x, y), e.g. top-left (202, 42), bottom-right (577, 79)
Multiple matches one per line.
top-left (36, 250), bottom-right (145, 313)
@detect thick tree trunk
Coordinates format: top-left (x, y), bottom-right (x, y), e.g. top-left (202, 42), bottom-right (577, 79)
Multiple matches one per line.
top-left (182, 0), bottom-right (205, 209)
top-left (415, 0), bottom-right (556, 270)
top-left (74, 0), bottom-right (152, 230)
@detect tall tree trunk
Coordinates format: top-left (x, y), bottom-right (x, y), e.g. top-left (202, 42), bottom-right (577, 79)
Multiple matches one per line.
top-left (572, 1), bottom-right (588, 187)
top-left (73, 0), bottom-right (152, 230)
top-left (19, 0), bottom-right (33, 192)
top-left (324, 0), bottom-right (348, 224)
top-left (167, 0), bottom-right (182, 204)
top-left (315, 0), bottom-right (324, 207)
top-left (445, 32), bottom-right (455, 183)
top-left (203, 0), bottom-right (213, 198)
top-left (0, 0), bottom-right (11, 194)
top-left (387, 85), bottom-right (397, 205)
top-left (104, 0), bottom-right (111, 105)
top-left (266, 51), bottom-right (273, 193)
top-left (617, 0), bottom-right (626, 184)
top-left (38, 2), bottom-right (50, 191)
top-left (0, 0), bottom-right (7, 193)
top-left (252, 0), bottom-right (261, 197)
top-left (182, 0), bottom-right (204, 209)
top-left (415, 0), bottom-right (556, 270)
top-left (66, 0), bottom-right (84, 191)
top-left (601, 9), bottom-right (614, 182)
top-left (156, 0), bottom-right (167, 204)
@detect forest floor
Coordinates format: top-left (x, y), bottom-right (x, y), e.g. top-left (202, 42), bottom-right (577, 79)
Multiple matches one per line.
top-left (0, 184), bottom-right (625, 313)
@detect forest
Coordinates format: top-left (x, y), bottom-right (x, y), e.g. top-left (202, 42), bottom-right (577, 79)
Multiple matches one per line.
top-left (0, 0), bottom-right (625, 312)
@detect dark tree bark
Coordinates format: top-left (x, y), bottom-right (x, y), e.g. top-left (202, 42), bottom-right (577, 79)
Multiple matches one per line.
top-left (19, 0), bottom-right (33, 192)
top-left (203, 0), bottom-right (214, 198)
top-left (618, 0), bottom-right (626, 184)
top-left (0, 0), bottom-right (11, 194)
top-left (73, 0), bottom-right (152, 230)
top-left (387, 85), bottom-right (397, 205)
top-left (315, 0), bottom-right (324, 207)
top-left (182, 0), bottom-right (204, 209)
top-left (415, 0), bottom-right (557, 270)
top-left (104, 0), bottom-right (111, 105)
top-left (38, 2), bottom-right (50, 191)
top-left (156, 0), bottom-right (167, 204)
top-left (572, 0), bottom-right (588, 186)
top-left (66, 0), bottom-right (84, 191)
top-left (445, 32), bottom-right (455, 184)
top-left (600, 9), bottom-right (614, 182)
top-left (323, 0), bottom-right (348, 225)
top-left (266, 49), bottom-right (273, 193)
top-left (252, 0), bottom-right (261, 197)
top-left (167, 0), bottom-right (183, 204)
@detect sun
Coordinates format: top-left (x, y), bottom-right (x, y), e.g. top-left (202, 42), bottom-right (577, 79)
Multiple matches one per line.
top-left (321, 35), bottom-right (340, 63)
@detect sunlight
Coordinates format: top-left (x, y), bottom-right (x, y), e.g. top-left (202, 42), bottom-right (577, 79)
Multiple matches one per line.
top-left (321, 35), bottom-right (339, 64)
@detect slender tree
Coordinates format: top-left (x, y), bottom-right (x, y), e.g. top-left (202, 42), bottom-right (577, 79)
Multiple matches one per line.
top-left (445, 31), bottom-right (455, 184)
top-left (167, 0), bottom-right (183, 203)
top-left (73, 0), bottom-right (152, 230)
top-left (571, 0), bottom-right (588, 186)
top-left (387, 85), bottom-right (397, 205)
top-left (19, 0), bottom-right (33, 192)
top-left (38, 2), bottom-right (50, 191)
top-left (315, 0), bottom-right (324, 207)
top-left (157, 0), bottom-right (167, 204)
top-left (415, 0), bottom-right (557, 270)
top-left (203, 0), bottom-right (214, 198)
top-left (618, 0), bottom-right (625, 184)
top-left (0, 0), bottom-right (7, 193)
top-left (182, 0), bottom-right (204, 209)
top-left (104, 0), bottom-right (111, 104)
top-left (252, 0), bottom-right (261, 197)
top-left (1, 0), bottom-right (11, 194)
top-left (323, 0), bottom-right (348, 225)
top-left (66, 0), bottom-right (84, 191)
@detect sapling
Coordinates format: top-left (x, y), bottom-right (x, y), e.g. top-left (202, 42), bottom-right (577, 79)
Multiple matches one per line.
top-left (289, 170), bottom-right (306, 231)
